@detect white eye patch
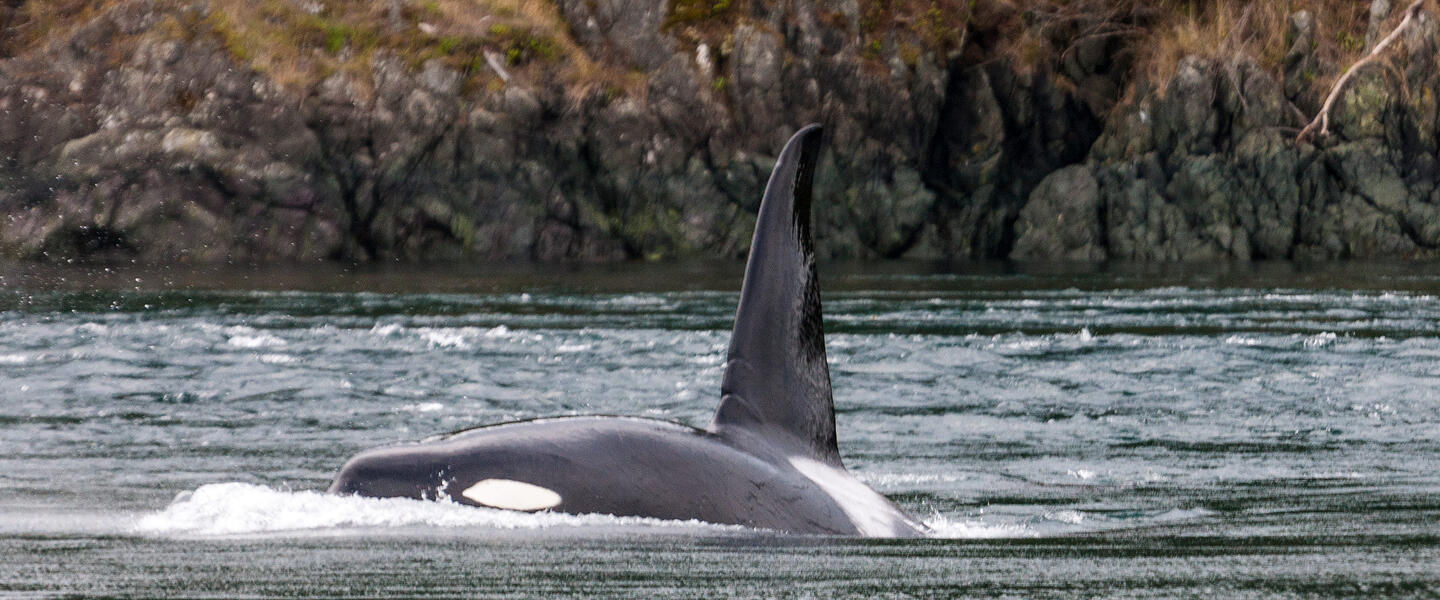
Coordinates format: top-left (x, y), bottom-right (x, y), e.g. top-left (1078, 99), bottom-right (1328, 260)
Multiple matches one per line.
top-left (460, 479), bottom-right (562, 511)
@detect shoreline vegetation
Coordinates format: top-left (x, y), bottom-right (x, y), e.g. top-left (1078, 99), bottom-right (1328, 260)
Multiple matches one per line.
top-left (1, 0), bottom-right (1439, 263)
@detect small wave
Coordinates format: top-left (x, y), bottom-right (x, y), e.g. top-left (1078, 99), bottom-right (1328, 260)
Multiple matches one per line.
top-left (1224, 335), bottom-right (1262, 346)
top-left (1044, 510), bottom-right (1086, 524)
top-left (227, 334), bottom-right (286, 348)
top-left (604, 295), bottom-right (668, 307)
top-left (923, 514), bottom-right (1029, 539)
top-left (0, 353), bottom-right (30, 364)
top-left (369, 323), bottom-right (403, 337)
top-left (134, 483), bottom-right (1034, 540)
top-left (133, 483), bottom-right (741, 537)
top-left (1303, 332), bottom-right (1338, 349)
top-left (857, 473), bottom-right (969, 486)
top-left (421, 330), bottom-right (471, 349)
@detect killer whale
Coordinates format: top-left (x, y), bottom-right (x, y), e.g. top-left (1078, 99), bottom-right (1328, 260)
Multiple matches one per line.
top-left (328, 124), bottom-right (928, 537)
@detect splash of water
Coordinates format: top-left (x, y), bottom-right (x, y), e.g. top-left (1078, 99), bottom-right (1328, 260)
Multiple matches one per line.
top-left (133, 482), bottom-right (1029, 539)
top-left (133, 482), bottom-right (741, 536)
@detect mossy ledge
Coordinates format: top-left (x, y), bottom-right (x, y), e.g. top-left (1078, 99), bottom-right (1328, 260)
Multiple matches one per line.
top-left (2, 0), bottom-right (1439, 262)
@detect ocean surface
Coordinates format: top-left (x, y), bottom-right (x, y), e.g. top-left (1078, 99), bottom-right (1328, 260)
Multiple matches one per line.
top-left (1, 260), bottom-right (1437, 598)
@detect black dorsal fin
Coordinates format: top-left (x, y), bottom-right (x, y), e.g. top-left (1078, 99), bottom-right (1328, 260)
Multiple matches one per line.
top-left (710, 124), bottom-right (841, 465)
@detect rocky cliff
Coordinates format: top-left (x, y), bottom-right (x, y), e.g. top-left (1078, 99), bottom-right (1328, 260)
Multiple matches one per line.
top-left (0, 0), bottom-right (1435, 262)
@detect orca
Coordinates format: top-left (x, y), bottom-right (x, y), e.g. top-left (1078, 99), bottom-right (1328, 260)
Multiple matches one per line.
top-left (328, 124), bottom-right (928, 537)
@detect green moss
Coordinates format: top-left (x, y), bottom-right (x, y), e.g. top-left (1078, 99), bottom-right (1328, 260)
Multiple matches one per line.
top-left (486, 25), bottom-right (559, 66)
top-left (864, 38), bottom-right (883, 60)
top-left (310, 18), bottom-right (376, 55)
top-left (919, 1), bottom-right (965, 52)
top-left (206, 11), bottom-right (251, 62)
top-left (859, 0), bottom-right (894, 34)
top-left (241, 3), bottom-right (382, 58)
top-left (664, 0), bottom-right (734, 29)
top-left (711, 75), bottom-right (727, 91)
top-left (528, 36), bottom-right (558, 60)
top-left (853, 0), bottom-right (967, 63)
top-left (323, 26), bottom-right (348, 53)
top-left (898, 41), bottom-right (920, 67)
top-left (1338, 75), bottom-right (1390, 138)
top-left (1337, 30), bottom-right (1363, 53)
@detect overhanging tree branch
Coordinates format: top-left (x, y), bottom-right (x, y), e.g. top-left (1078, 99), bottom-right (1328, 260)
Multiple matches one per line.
top-left (1295, 0), bottom-right (1425, 143)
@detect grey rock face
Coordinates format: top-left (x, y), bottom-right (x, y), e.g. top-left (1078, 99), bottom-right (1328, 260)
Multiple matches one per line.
top-left (555, 0), bottom-right (674, 70)
top-left (3, 1), bottom-right (1440, 263)
top-left (1284, 10), bottom-right (1319, 107)
top-left (1014, 29), bottom-right (1440, 262)
top-left (0, 9), bottom-right (340, 262)
top-left (1011, 166), bottom-right (1104, 261)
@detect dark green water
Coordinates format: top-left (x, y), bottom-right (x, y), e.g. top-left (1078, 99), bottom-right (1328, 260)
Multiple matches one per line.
top-left (1, 261), bottom-right (1438, 598)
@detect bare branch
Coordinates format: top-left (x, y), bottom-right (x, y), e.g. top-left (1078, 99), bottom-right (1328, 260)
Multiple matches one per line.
top-left (1296, 0), bottom-right (1425, 143)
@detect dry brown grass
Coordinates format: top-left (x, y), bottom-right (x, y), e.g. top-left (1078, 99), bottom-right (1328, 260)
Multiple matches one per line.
top-left (1, 0), bottom-right (109, 57)
top-left (202, 0), bottom-right (623, 97)
top-left (1, 0), bottom-right (1428, 108)
top-left (1138, 0), bottom-right (1372, 97)
top-left (856, 0), bottom-right (970, 56)
top-left (962, 0), bottom-right (1396, 109)
top-left (2, 0), bottom-right (629, 98)
top-left (959, 0), bottom-right (1152, 79)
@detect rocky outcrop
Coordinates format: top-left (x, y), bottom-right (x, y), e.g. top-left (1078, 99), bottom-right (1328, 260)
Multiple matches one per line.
top-left (0, 0), bottom-right (963, 261)
top-left (2, 0), bottom-right (1440, 262)
top-left (1014, 12), bottom-right (1440, 261)
top-left (0, 2), bottom-right (339, 261)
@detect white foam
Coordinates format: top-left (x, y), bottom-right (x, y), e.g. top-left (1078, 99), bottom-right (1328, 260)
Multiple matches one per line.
top-left (370, 323), bottom-right (403, 337)
top-left (922, 514), bottom-right (1030, 539)
top-left (1303, 332), bottom-right (1338, 348)
top-left (227, 333), bottom-right (286, 348)
top-left (1224, 335), bottom-right (1262, 346)
top-left (257, 353), bottom-right (296, 365)
top-left (856, 473), bottom-right (969, 486)
top-left (132, 483), bottom-right (1054, 540)
top-left (0, 353), bottom-right (30, 364)
top-left (133, 483), bottom-right (738, 537)
top-left (421, 330), bottom-right (470, 349)
top-left (606, 295), bottom-right (666, 307)
top-left (1044, 510), bottom-right (1086, 524)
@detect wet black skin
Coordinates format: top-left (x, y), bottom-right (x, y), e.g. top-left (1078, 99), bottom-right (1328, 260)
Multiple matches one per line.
top-left (327, 417), bottom-right (920, 535)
